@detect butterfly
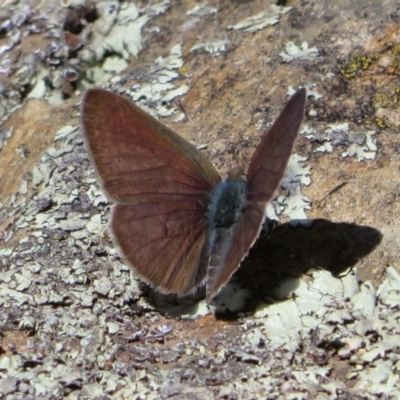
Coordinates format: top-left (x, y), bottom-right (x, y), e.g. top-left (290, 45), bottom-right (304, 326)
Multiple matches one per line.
top-left (81, 87), bottom-right (306, 302)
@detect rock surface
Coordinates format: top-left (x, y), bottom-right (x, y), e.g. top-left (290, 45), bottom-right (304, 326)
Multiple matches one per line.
top-left (1, 0), bottom-right (400, 398)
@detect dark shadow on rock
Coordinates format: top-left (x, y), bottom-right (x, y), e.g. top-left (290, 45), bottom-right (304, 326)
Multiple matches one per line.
top-left (143, 219), bottom-right (382, 317)
top-left (233, 218), bottom-right (383, 308)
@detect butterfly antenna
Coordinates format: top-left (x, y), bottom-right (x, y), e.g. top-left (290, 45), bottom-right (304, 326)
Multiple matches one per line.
top-left (176, 99), bottom-right (206, 139)
top-left (236, 145), bottom-right (246, 172)
top-left (231, 137), bottom-right (247, 178)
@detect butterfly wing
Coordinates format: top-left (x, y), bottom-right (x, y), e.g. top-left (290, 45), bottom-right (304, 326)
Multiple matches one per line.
top-left (206, 88), bottom-right (307, 300)
top-left (112, 201), bottom-right (209, 294)
top-left (81, 89), bottom-right (221, 294)
top-left (81, 89), bottom-right (221, 204)
top-left (246, 88), bottom-right (307, 203)
top-left (206, 203), bottom-right (265, 301)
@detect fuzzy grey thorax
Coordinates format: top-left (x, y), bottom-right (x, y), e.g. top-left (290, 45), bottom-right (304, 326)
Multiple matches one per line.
top-left (207, 179), bottom-right (247, 229)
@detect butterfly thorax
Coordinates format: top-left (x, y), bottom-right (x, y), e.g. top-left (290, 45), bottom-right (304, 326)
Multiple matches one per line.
top-left (207, 179), bottom-right (247, 229)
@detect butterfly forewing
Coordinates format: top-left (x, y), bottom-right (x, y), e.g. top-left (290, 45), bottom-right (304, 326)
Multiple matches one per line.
top-left (81, 89), bottom-right (221, 204)
top-left (246, 88), bottom-right (307, 203)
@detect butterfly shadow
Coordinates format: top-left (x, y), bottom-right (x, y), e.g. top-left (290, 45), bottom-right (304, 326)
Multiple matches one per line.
top-left (141, 218), bottom-right (382, 317)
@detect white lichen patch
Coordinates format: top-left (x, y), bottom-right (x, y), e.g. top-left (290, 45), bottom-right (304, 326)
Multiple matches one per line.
top-left (85, 2), bottom-right (141, 60)
top-left (121, 44), bottom-right (189, 117)
top-left (236, 268), bottom-right (400, 397)
top-left (0, 30), bottom-right (21, 55)
top-left (342, 130), bottom-right (377, 161)
top-left (0, 127), bottom-right (14, 150)
top-left (228, 5), bottom-right (291, 32)
top-left (212, 281), bottom-right (253, 313)
top-left (302, 122), bottom-right (377, 161)
top-left (280, 41), bottom-right (320, 62)
top-left (80, 2), bottom-right (171, 87)
top-left (187, 3), bottom-right (218, 17)
top-left (270, 154), bottom-right (312, 220)
top-left (54, 125), bottom-right (79, 142)
top-left (187, 4), bottom-right (227, 55)
top-left (190, 36), bottom-right (229, 55)
top-left (103, 56), bottom-right (129, 73)
top-left (161, 85), bottom-right (190, 102)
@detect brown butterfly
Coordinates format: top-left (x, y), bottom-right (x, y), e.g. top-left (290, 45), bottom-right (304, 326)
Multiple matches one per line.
top-left (81, 88), bottom-right (306, 302)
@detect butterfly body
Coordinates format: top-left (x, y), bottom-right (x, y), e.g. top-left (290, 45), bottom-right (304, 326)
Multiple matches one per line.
top-left (81, 87), bottom-right (306, 302)
top-left (208, 178), bottom-right (246, 229)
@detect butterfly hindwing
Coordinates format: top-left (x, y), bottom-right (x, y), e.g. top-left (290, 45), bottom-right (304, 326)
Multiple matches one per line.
top-left (112, 201), bottom-right (209, 294)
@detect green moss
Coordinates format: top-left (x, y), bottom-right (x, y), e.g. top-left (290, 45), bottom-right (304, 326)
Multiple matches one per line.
top-left (375, 118), bottom-right (387, 128)
top-left (374, 87), bottom-right (400, 109)
top-left (340, 55), bottom-right (376, 79)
